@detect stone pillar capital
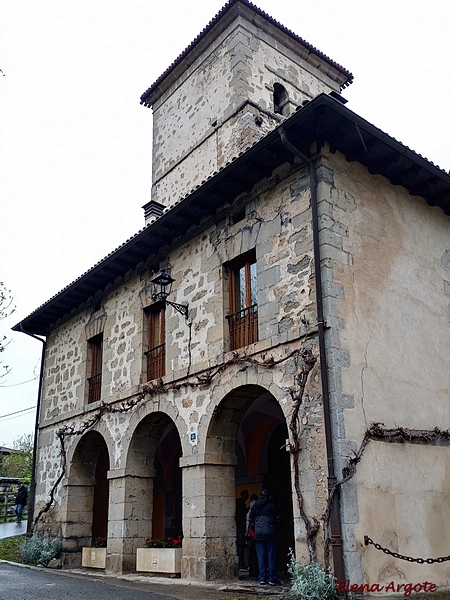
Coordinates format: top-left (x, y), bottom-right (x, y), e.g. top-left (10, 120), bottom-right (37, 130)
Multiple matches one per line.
top-left (107, 467), bottom-right (156, 480)
top-left (179, 452), bottom-right (237, 468)
top-left (62, 476), bottom-right (95, 487)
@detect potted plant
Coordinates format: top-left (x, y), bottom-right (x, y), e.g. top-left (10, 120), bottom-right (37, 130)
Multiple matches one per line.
top-left (136, 536), bottom-right (182, 576)
top-left (81, 537), bottom-right (107, 569)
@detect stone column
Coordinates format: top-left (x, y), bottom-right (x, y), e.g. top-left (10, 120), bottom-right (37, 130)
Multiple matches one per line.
top-left (60, 475), bottom-right (96, 567)
top-left (106, 467), bottom-right (155, 573)
top-left (180, 452), bottom-right (237, 581)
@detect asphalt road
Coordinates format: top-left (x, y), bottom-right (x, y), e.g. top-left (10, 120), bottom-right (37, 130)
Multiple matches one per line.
top-left (0, 563), bottom-right (180, 600)
top-left (0, 563), bottom-right (272, 600)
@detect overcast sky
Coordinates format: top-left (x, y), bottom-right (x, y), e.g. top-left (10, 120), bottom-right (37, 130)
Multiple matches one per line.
top-left (1, 0), bottom-right (449, 447)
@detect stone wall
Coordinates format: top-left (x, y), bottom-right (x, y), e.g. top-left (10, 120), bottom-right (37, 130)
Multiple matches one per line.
top-left (35, 145), bottom-right (450, 583)
top-left (38, 162), bottom-right (316, 423)
top-left (317, 147), bottom-right (450, 586)
top-left (150, 14), bottom-right (339, 208)
top-left (34, 161), bottom-right (330, 577)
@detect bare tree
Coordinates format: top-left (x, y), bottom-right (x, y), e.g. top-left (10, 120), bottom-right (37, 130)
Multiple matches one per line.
top-left (0, 282), bottom-right (16, 378)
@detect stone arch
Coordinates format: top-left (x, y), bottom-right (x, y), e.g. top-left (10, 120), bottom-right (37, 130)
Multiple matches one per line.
top-left (128, 411), bottom-right (183, 541)
top-left (116, 397), bottom-right (184, 470)
top-left (273, 82), bottom-right (290, 116)
top-left (183, 384), bottom-right (293, 580)
top-left (63, 430), bottom-right (110, 554)
top-left (235, 389), bottom-right (294, 576)
top-left (202, 366), bottom-right (289, 443)
top-left (207, 384), bottom-right (267, 456)
top-left (107, 411), bottom-right (182, 572)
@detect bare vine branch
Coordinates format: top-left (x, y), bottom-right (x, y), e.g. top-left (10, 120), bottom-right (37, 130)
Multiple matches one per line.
top-left (322, 423), bottom-right (450, 567)
top-left (288, 348), bottom-right (320, 561)
top-left (32, 346), bottom-right (309, 531)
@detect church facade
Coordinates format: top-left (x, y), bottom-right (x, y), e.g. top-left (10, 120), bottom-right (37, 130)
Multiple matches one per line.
top-left (15, 0), bottom-right (450, 589)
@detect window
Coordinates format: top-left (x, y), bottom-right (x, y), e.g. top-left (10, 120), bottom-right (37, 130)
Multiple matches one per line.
top-left (145, 305), bottom-right (165, 381)
top-left (227, 250), bottom-right (258, 350)
top-left (273, 82), bottom-right (289, 116)
top-left (87, 334), bottom-right (103, 403)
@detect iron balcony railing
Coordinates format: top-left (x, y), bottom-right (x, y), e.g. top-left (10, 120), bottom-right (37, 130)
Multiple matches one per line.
top-left (146, 343), bottom-right (166, 381)
top-left (87, 373), bottom-right (102, 404)
top-left (227, 304), bottom-right (258, 350)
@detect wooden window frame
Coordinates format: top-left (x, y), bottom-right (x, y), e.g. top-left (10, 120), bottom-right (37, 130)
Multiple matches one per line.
top-left (227, 250), bottom-right (258, 350)
top-left (145, 304), bottom-right (166, 381)
top-left (87, 333), bottom-right (103, 404)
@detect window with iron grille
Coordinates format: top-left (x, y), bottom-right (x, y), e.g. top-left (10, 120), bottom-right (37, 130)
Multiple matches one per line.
top-left (145, 304), bottom-right (165, 381)
top-left (87, 334), bottom-right (103, 404)
top-left (227, 250), bottom-right (258, 350)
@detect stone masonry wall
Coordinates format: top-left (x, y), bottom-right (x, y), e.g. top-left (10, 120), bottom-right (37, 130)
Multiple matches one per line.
top-left (151, 16), bottom-right (339, 208)
top-left (34, 161), bottom-right (331, 576)
top-left (38, 161), bottom-right (317, 430)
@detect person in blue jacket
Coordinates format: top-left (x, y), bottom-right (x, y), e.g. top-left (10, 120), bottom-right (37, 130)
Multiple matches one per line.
top-left (247, 489), bottom-right (281, 586)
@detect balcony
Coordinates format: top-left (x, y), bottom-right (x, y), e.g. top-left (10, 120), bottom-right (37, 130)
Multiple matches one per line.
top-left (227, 304), bottom-right (258, 350)
top-left (146, 343), bottom-right (166, 381)
top-left (87, 373), bottom-right (102, 404)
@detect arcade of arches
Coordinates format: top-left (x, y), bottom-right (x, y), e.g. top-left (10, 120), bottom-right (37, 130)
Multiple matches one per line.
top-left (63, 385), bottom-right (294, 578)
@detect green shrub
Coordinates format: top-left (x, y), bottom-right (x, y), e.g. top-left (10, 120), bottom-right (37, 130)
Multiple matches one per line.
top-left (19, 534), bottom-right (62, 566)
top-left (288, 552), bottom-right (337, 600)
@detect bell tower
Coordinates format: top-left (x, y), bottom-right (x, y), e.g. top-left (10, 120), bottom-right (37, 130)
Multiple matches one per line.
top-left (140, 0), bottom-right (352, 218)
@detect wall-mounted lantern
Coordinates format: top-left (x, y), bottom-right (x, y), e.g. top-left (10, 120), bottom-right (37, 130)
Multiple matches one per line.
top-left (151, 268), bottom-right (189, 318)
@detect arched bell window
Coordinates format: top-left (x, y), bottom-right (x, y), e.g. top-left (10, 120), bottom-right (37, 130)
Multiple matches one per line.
top-left (273, 82), bottom-right (289, 116)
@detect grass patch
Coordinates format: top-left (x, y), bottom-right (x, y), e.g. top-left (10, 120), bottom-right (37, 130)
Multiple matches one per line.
top-left (0, 535), bottom-right (26, 562)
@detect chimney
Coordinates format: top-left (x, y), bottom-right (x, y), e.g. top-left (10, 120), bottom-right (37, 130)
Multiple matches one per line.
top-left (142, 200), bottom-right (165, 225)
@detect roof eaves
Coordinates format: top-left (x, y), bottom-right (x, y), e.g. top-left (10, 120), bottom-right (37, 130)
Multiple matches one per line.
top-left (320, 95), bottom-right (449, 178)
top-left (13, 94), bottom-right (450, 335)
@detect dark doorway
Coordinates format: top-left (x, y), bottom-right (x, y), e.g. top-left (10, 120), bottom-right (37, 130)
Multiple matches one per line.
top-left (234, 389), bottom-right (294, 578)
top-left (67, 431), bottom-right (110, 549)
top-left (92, 444), bottom-right (110, 540)
top-left (267, 422), bottom-right (294, 574)
top-left (152, 422), bottom-right (182, 540)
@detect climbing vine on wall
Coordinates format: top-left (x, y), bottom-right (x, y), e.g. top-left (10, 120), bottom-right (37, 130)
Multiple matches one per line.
top-left (32, 342), bottom-right (450, 578)
top-left (280, 346), bottom-right (450, 569)
top-left (321, 423), bottom-right (450, 568)
top-left (287, 347), bottom-right (320, 562)
top-left (31, 345), bottom-right (313, 533)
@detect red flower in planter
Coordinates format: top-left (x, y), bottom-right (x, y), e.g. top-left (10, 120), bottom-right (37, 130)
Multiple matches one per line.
top-left (144, 535), bottom-right (183, 548)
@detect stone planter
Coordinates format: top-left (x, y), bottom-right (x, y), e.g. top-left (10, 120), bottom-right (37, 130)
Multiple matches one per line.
top-left (136, 547), bottom-right (182, 575)
top-left (81, 547), bottom-right (107, 569)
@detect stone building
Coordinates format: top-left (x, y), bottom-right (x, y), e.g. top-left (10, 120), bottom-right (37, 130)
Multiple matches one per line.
top-left (14, 0), bottom-right (450, 589)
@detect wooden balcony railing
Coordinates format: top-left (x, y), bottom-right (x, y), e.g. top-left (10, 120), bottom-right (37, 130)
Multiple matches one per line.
top-left (146, 343), bottom-right (166, 381)
top-left (227, 304), bottom-right (258, 350)
top-left (87, 373), bottom-right (102, 404)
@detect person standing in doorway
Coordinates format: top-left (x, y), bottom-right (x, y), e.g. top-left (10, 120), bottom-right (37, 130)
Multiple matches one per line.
top-left (14, 482), bottom-right (28, 524)
top-left (248, 488), bottom-right (281, 585)
top-left (246, 493), bottom-right (259, 578)
top-left (235, 489), bottom-right (249, 569)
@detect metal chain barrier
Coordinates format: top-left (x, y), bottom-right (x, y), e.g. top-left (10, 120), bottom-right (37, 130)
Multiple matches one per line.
top-left (364, 536), bottom-right (450, 564)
